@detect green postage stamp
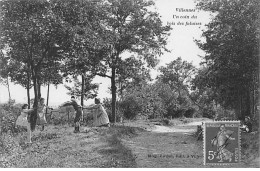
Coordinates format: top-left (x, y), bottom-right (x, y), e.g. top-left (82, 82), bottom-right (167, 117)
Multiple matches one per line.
top-left (204, 121), bottom-right (241, 165)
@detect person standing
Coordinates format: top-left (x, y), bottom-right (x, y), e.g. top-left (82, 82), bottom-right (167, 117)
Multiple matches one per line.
top-left (36, 98), bottom-right (47, 131)
top-left (16, 104), bottom-right (32, 143)
top-left (241, 116), bottom-right (252, 133)
top-left (211, 124), bottom-right (235, 162)
top-left (60, 96), bottom-right (82, 133)
top-left (85, 98), bottom-right (110, 127)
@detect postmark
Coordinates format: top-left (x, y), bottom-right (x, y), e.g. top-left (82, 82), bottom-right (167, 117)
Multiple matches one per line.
top-left (203, 121), bottom-right (241, 165)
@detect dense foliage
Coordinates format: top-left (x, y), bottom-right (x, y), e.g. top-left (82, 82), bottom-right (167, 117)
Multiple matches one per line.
top-left (0, 0), bottom-right (258, 123)
top-left (0, 0), bottom-right (172, 123)
top-left (195, 0), bottom-right (260, 120)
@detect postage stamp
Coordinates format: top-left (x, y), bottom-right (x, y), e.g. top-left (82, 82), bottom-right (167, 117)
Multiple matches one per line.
top-left (203, 121), bottom-right (241, 165)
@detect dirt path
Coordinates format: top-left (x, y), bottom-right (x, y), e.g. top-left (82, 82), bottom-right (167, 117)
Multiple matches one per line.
top-left (120, 119), bottom-right (256, 168)
top-left (120, 120), bottom-right (205, 167)
top-left (1, 118), bottom-right (258, 168)
top-left (122, 131), bottom-right (204, 167)
top-left (152, 125), bottom-right (197, 133)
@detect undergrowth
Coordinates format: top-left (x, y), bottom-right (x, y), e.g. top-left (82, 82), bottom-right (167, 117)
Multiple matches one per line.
top-left (241, 131), bottom-right (259, 166)
top-left (97, 125), bottom-right (144, 167)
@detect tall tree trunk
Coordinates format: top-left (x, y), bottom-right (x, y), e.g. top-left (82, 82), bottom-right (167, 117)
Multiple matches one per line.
top-left (6, 77), bottom-right (11, 101)
top-left (111, 66), bottom-right (116, 123)
top-left (37, 78), bottom-right (41, 100)
top-left (30, 68), bottom-right (39, 131)
top-left (241, 92), bottom-right (243, 119)
top-left (250, 82), bottom-right (254, 118)
top-left (46, 81), bottom-right (50, 114)
top-left (32, 75), bottom-right (38, 106)
top-left (253, 70), bottom-right (258, 118)
top-left (255, 74), bottom-right (259, 118)
top-left (27, 87), bottom-right (30, 108)
top-left (81, 74), bottom-right (85, 106)
top-left (27, 71), bottom-right (31, 108)
top-left (246, 87), bottom-right (251, 117)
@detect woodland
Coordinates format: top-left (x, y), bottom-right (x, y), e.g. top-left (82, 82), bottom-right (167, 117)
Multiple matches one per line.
top-left (0, 0), bottom-right (259, 126)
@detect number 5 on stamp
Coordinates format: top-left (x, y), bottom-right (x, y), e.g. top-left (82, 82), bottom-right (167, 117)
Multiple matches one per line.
top-left (204, 121), bottom-right (241, 165)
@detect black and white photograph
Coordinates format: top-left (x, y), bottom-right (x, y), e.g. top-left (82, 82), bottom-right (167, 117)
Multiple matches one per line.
top-left (0, 0), bottom-right (259, 168)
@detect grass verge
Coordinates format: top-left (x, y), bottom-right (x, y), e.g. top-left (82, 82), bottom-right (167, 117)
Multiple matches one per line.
top-left (97, 125), bottom-right (144, 167)
top-left (241, 131), bottom-right (259, 167)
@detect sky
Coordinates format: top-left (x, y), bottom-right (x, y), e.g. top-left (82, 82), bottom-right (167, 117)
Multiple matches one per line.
top-left (0, 0), bottom-right (212, 107)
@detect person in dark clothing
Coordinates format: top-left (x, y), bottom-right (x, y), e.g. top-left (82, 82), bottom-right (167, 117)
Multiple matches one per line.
top-left (242, 116), bottom-right (252, 133)
top-left (60, 96), bottom-right (82, 133)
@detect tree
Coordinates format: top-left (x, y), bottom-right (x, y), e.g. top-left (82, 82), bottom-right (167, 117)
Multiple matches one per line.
top-left (92, 0), bottom-right (171, 122)
top-left (52, 0), bottom-right (108, 106)
top-left (158, 57), bottom-right (196, 93)
top-left (0, 49), bottom-right (33, 106)
top-left (191, 66), bottom-right (219, 118)
top-left (0, 51), bottom-right (12, 102)
top-left (41, 58), bottom-right (64, 112)
top-left (157, 57), bottom-right (196, 117)
top-left (114, 56), bottom-right (152, 100)
top-left (120, 81), bottom-right (167, 119)
top-left (64, 75), bottom-right (99, 103)
top-left (196, 0), bottom-right (260, 119)
top-left (0, 0), bottom-right (69, 130)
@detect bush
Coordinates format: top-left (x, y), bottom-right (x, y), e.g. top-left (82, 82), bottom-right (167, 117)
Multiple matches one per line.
top-left (0, 102), bottom-right (25, 134)
top-left (162, 118), bottom-right (170, 125)
top-left (165, 107), bottom-right (196, 119)
top-left (202, 108), bottom-right (216, 119)
top-left (214, 106), bottom-right (236, 120)
top-left (119, 96), bottom-right (142, 120)
top-left (103, 94), bottom-right (166, 121)
top-left (0, 132), bottom-right (23, 167)
top-left (183, 108), bottom-right (196, 118)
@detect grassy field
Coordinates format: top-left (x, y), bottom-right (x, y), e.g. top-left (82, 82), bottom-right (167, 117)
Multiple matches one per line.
top-left (120, 119), bottom-right (259, 168)
top-left (0, 117), bottom-right (259, 168)
top-left (0, 124), bottom-right (141, 167)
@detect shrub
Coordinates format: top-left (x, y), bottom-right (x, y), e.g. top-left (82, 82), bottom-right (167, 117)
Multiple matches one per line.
top-left (119, 95), bottom-right (142, 120)
top-left (183, 108), bottom-right (196, 118)
top-left (0, 132), bottom-right (23, 167)
top-left (162, 118), bottom-right (170, 125)
top-left (214, 105), bottom-right (236, 120)
top-left (0, 102), bottom-right (24, 134)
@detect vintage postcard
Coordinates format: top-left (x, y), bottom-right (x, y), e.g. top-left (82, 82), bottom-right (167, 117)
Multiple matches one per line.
top-left (0, 0), bottom-right (259, 168)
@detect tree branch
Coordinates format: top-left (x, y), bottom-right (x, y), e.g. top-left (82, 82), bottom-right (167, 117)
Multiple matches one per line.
top-left (95, 73), bottom-right (112, 78)
top-left (36, 45), bottom-right (49, 68)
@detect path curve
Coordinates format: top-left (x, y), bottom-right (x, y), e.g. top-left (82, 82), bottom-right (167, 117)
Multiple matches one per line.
top-left (151, 120), bottom-right (210, 133)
